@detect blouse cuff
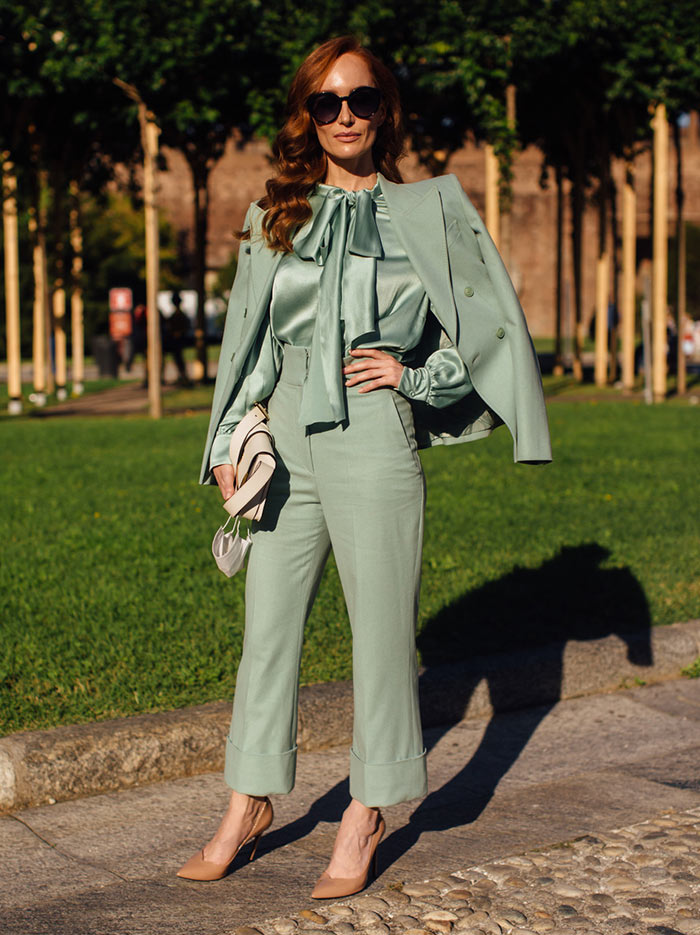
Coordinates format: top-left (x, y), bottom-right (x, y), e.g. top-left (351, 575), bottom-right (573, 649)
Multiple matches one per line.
top-left (210, 430), bottom-right (234, 469)
top-left (398, 348), bottom-right (473, 409)
top-left (398, 365), bottom-right (431, 403)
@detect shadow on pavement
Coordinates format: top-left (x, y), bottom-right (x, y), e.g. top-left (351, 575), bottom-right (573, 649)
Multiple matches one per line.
top-left (260, 542), bottom-right (653, 871)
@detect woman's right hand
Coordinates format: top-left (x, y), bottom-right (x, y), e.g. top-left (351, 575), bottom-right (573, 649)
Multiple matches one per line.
top-left (212, 463), bottom-right (235, 501)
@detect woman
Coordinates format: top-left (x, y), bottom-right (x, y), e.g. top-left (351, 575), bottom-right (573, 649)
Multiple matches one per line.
top-left (179, 36), bottom-right (551, 897)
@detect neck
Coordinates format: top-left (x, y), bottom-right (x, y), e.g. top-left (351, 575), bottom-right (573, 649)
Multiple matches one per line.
top-left (323, 154), bottom-right (378, 191)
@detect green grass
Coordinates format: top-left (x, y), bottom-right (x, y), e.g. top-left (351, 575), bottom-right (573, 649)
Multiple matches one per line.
top-left (1, 400), bottom-right (699, 736)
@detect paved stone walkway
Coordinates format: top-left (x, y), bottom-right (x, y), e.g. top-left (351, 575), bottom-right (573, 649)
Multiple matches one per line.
top-left (255, 808), bottom-right (700, 935)
top-left (2, 678), bottom-right (698, 935)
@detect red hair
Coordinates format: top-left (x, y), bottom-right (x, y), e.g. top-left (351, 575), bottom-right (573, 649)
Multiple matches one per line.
top-left (249, 36), bottom-right (405, 253)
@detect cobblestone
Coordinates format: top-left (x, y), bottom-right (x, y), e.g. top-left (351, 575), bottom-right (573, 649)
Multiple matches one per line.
top-left (258, 806), bottom-right (700, 935)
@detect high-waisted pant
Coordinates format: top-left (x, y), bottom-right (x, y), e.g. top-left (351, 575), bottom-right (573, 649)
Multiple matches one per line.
top-left (224, 344), bottom-right (427, 807)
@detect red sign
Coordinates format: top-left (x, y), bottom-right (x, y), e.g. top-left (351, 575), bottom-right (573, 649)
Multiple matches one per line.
top-left (109, 310), bottom-right (133, 340)
top-left (109, 288), bottom-right (133, 312)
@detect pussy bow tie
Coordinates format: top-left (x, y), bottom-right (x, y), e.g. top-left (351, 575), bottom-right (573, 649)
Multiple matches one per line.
top-left (293, 184), bottom-right (383, 426)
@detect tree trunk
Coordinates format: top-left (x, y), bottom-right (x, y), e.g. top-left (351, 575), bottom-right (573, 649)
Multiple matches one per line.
top-left (69, 180), bottom-right (85, 395)
top-left (621, 160), bottom-right (636, 390)
top-left (484, 143), bottom-right (500, 249)
top-left (139, 103), bottom-right (163, 418)
top-left (28, 207), bottom-right (46, 405)
top-left (51, 170), bottom-right (68, 400)
top-left (608, 175), bottom-right (620, 383)
top-left (2, 154), bottom-right (22, 414)
top-left (570, 162), bottom-right (585, 382)
top-left (594, 170), bottom-right (609, 387)
top-left (499, 82), bottom-right (516, 271)
top-left (38, 168), bottom-right (54, 395)
top-left (189, 156), bottom-right (211, 383)
top-left (651, 103), bottom-right (669, 402)
top-left (554, 164), bottom-right (564, 376)
top-left (673, 120), bottom-right (687, 396)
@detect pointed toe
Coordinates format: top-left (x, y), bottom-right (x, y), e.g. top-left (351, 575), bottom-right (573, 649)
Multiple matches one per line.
top-left (310, 871), bottom-right (333, 899)
top-left (177, 849), bottom-right (229, 881)
top-left (176, 797), bottom-right (274, 881)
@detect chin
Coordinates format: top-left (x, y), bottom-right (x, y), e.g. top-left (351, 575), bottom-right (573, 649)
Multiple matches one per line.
top-left (329, 141), bottom-right (372, 160)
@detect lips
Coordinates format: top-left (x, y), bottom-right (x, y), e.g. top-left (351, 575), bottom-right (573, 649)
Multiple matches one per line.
top-left (335, 133), bottom-right (360, 142)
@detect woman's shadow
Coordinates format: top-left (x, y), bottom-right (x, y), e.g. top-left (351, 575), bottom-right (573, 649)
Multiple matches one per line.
top-left (261, 542), bottom-right (652, 869)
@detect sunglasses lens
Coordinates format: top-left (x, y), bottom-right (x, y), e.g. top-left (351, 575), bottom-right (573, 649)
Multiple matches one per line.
top-left (310, 93), bottom-right (341, 125)
top-left (348, 87), bottom-right (381, 119)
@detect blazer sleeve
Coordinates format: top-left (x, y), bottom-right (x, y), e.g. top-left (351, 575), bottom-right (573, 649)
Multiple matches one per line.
top-left (199, 205), bottom-right (255, 484)
top-left (442, 174), bottom-right (552, 464)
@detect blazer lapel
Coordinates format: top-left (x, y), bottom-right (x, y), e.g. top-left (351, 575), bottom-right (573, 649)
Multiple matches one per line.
top-left (238, 203), bottom-right (284, 352)
top-left (377, 174), bottom-right (458, 341)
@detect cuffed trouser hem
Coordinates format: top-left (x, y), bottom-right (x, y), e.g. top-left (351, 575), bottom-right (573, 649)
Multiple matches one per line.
top-left (223, 736), bottom-right (297, 795)
top-left (349, 747), bottom-right (428, 807)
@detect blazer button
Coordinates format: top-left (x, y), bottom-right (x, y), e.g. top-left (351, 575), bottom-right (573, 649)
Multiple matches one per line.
top-left (464, 285), bottom-right (474, 297)
top-left (496, 327), bottom-right (505, 339)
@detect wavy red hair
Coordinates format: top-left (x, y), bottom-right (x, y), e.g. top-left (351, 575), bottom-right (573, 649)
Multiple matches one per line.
top-left (246, 36), bottom-right (406, 253)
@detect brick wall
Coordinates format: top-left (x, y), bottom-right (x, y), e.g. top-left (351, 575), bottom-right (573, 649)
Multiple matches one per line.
top-left (155, 115), bottom-right (700, 337)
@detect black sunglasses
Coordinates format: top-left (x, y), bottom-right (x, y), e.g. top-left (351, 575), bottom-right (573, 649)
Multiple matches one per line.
top-left (306, 86), bottom-right (382, 125)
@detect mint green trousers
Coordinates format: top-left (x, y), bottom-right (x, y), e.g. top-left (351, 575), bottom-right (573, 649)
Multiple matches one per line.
top-left (224, 345), bottom-right (427, 807)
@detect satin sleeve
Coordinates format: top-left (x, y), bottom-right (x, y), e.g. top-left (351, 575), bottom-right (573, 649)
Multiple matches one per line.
top-left (397, 346), bottom-right (473, 409)
top-left (209, 321), bottom-right (282, 469)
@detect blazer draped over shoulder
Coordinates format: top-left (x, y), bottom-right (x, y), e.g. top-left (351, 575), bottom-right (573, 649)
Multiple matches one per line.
top-left (199, 173), bottom-right (552, 485)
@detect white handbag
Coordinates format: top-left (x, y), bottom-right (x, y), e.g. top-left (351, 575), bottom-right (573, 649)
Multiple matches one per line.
top-left (211, 403), bottom-right (276, 577)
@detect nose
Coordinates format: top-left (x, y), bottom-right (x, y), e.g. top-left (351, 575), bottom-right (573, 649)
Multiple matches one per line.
top-left (338, 101), bottom-right (355, 126)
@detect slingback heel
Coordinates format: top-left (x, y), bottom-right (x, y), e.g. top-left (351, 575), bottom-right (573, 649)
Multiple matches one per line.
top-left (177, 796), bottom-right (273, 881)
top-left (310, 812), bottom-right (385, 899)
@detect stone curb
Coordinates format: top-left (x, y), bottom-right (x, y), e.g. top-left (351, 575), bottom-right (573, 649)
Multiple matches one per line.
top-left (1, 619), bottom-right (698, 815)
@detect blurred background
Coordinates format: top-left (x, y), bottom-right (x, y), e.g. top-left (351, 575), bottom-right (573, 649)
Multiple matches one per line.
top-left (2, 0), bottom-right (700, 406)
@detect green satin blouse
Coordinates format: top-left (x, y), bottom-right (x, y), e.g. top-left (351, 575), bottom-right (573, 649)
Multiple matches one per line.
top-left (210, 179), bottom-right (473, 469)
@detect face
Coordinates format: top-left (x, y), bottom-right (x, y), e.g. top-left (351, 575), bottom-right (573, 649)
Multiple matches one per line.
top-left (311, 53), bottom-right (384, 167)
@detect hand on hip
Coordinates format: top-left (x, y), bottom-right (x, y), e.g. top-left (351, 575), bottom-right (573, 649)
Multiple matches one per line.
top-left (343, 348), bottom-right (404, 392)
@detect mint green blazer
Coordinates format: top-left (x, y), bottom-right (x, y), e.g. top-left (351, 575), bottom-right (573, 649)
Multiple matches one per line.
top-left (199, 172), bottom-right (552, 484)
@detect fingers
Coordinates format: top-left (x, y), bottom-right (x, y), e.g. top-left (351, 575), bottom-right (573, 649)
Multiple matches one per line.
top-left (213, 463), bottom-right (235, 500)
top-left (343, 348), bottom-right (389, 373)
top-left (343, 350), bottom-right (404, 391)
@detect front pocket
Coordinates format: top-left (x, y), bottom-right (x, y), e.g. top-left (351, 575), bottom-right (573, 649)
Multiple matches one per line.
top-left (388, 390), bottom-right (422, 470)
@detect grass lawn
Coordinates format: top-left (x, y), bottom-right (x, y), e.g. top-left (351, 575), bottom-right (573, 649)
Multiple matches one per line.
top-left (1, 398), bottom-right (699, 736)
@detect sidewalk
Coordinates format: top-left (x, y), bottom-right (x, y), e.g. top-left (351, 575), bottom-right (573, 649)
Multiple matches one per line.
top-left (2, 677), bottom-right (699, 935)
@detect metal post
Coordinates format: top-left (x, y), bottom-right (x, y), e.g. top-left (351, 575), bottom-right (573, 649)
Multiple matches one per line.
top-left (651, 103), bottom-right (669, 402)
top-left (2, 155), bottom-right (22, 414)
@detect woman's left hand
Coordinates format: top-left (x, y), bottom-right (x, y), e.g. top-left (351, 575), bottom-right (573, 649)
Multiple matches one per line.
top-left (343, 348), bottom-right (404, 392)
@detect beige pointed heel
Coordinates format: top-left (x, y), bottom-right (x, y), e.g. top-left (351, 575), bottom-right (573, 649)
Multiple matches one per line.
top-left (177, 796), bottom-right (273, 881)
top-left (310, 812), bottom-right (385, 899)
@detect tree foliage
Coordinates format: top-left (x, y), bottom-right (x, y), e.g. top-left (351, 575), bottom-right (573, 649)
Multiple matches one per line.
top-left (3, 0), bottom-right (700, 362)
